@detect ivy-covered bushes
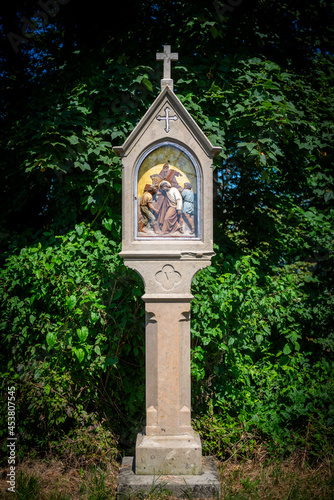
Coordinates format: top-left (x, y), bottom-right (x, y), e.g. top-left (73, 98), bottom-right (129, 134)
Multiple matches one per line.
top-left (1, 226), bottom-right (333, 461)
top-left (191, 253), bottom-right (334, 460)
top-left (1, 0), bottom-right (333, 466)
top-left (0, 224), bottom-right (145, 457)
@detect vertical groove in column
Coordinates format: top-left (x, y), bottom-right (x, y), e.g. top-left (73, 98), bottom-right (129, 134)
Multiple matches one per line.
top-left (145, 310), bottom-right (157, 423)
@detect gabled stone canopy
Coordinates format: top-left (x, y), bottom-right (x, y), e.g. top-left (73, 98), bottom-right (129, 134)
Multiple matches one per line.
top-left (113, 85), bottom-right (221, 160)
top-left (113, 82), bottom-right (222, 261)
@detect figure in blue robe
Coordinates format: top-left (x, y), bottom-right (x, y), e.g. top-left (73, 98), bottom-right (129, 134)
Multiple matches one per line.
top-left (182, 183), bottom-right (195, 234)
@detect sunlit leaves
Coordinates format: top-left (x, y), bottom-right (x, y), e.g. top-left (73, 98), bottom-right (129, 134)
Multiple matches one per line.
top-left (191, 250), bottom-right (334, 453)
top-left (0, 0), bottom-right (333, 459)
top-left (46, 332), bottom-right (57, 348)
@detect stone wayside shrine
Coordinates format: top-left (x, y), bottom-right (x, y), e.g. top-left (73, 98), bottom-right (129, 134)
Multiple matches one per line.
top-left (114, 46), bottom-right (222, 498)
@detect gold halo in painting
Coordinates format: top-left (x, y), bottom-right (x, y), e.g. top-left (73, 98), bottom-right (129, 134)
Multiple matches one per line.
top-left (137, 144), bottom-right (197, 197)
top-left (137, 163), bottom-right (194, 197)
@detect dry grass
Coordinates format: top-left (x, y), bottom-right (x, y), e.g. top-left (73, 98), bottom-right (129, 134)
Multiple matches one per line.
top-left (0, 454), bottom-right (333, 499)
top-left (0, 458), bottom-right (119, 499)
top-left (219, 455), bottom-right (333, 499)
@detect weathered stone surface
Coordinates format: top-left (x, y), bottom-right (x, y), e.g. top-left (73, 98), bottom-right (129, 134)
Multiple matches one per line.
top-left (142, 298), bottom-right (192, 437)
top-left (123, 258), bottom-right (214, 296)
top-left (117, 456), bottom-right (220, 498)
top-left (136, 431), bottom-right (202, 475)
top-left (134, 296), bottom-right (203, 475)
top-left (156, 45), bottom-right (178, 91)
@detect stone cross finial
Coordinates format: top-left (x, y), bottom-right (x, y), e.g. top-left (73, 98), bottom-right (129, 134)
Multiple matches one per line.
top-left (156, 45), bottom-right (178, 91)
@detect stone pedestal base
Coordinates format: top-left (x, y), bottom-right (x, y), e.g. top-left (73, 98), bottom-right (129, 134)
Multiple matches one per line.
top-left (117, 456), bottom-right (220, 498)
top-left (136, 431), bottom-right (202, 475)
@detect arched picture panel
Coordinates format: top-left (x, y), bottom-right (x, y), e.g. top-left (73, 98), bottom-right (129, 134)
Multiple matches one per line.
top-left (134, 142), bottom-right (201, 240)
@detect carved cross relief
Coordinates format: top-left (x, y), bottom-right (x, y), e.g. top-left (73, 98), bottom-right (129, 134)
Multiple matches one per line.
top-left (156, 107), bottom-right (178, 133)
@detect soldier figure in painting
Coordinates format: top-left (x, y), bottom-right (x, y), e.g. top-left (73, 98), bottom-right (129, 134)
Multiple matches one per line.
top-left (182, 182), bottom-right (195, 234)
top-left (139, 185), bottom-right (159, 234)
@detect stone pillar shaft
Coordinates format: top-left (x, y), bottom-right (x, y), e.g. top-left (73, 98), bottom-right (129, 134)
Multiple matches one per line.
top-left (145, 299), bottom-right (192, 436)
top-left (135, 297), bottom-right (202, 475)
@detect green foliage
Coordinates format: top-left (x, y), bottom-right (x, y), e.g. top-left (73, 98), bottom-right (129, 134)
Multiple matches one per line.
top-left (54, 421), bottom-right (119, 469)
top-left (191, 253), bottom-right (334, 459)
top-left (78, 468), bottom-right (113, 500)
top-left (0, 0), bottom-right (333, 464)
top-left (0, 225), bottom-right (145, 456)
top-left (15, 471), bottom-right (41, 500)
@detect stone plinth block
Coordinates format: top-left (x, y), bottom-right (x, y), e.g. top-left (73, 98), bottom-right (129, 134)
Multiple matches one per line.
top-left (136, 431), bottom-right (202, 475)
top-left (117, 456), bottom-right (220, 499)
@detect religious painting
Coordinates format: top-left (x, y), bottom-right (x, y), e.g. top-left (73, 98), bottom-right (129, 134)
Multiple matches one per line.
top-left (135, 143), bottom-right (200, 238)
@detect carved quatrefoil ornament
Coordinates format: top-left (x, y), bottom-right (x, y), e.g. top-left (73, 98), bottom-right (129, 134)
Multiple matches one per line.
top-left (155, 264), bottom-right (181, 290)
